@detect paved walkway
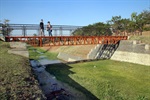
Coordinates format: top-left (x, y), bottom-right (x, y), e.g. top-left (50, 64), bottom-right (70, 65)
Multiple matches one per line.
top-left (8, 42), bottom-right (29, 58)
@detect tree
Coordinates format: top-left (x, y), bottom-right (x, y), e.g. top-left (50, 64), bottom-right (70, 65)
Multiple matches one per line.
top-left (72, 22), bottom-right (112, 36)
top-left (130, 11), bottom-right (149, 35)
top-left (1, 19), bottom-right (12, 36)
top-left (119, 18), bottom-right (131, 35)
top-left (131, 12), bottom-right (137, 22)
top-left (141, 10), bottom-right (150, 31)
top-left (109, 16), bottom-right (123, 35)
top-left (73, 10), bottom-right (150, 36)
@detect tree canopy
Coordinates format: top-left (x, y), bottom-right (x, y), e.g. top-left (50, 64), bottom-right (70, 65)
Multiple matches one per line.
top-left (72, 10), bottom-right (150, 36)
top-left (72, 22), bottom-right (112, 36)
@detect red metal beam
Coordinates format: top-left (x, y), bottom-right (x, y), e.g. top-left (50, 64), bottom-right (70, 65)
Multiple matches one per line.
top-left (5, 36), bottom-right (127, 47)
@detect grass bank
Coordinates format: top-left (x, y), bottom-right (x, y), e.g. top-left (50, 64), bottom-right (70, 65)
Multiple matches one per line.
top-left (28, 46), bottom-right (58, 60)
top-left (0, 42), bottom-right (45, 99)
top-left (46, 60), bottom-right (150, 100)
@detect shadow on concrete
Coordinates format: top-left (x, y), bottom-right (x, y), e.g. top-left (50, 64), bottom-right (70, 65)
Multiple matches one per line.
top-left (96, 41), bottom-right (120, 59)
top-left (45, 63), bottom-right (99, 100)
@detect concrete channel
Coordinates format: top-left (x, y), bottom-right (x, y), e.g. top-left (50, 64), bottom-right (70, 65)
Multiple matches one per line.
top-left (8, 41), bottom-right (150, 99)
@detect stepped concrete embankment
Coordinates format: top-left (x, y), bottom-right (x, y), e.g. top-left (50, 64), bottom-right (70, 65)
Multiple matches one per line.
top-left (111, 40), bottom-right (150, 66)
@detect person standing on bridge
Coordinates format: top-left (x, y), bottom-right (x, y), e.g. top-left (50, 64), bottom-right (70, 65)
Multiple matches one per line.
top-left (47, 21), bottom-right (52, 36)
top-left (40, 19), bottom-right (44, 36)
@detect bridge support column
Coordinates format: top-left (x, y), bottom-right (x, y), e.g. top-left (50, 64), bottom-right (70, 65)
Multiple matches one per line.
top-left (39, 37), bottom-right (42, 47)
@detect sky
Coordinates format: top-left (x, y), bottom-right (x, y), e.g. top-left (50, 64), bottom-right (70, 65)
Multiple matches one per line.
top-left (0, 0), bottom-right (149, 26)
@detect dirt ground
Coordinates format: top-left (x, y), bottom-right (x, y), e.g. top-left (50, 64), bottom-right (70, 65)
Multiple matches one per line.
top-left (142, 31), bottom-right (150, 36)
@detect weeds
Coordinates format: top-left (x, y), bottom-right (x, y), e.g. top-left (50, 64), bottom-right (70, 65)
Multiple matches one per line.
top-left (0, 42), bottom-right (45, 99)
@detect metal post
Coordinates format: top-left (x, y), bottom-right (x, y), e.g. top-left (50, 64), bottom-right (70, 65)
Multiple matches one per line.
top-left (22, 26), bottom-right (26, 36)
top-left (59, 27), bottom-right (62, 36)
top-left (54, 29), bottom-right (57, 36)
top-left (69, 29), bottom-right (72, 36)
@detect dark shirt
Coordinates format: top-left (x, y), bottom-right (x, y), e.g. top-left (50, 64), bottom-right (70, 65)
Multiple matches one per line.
top-left (40, 22), bottom-right (44, 29)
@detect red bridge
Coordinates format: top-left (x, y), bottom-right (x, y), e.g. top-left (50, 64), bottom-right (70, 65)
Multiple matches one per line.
top-left (5, 36), bottom-right (127, 47)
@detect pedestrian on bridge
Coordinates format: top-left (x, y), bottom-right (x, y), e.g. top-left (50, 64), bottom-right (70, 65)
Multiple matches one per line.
top-left (40, 19), bottom-right (44, 36)
top-left (47, 21), bottom-right (52, 36)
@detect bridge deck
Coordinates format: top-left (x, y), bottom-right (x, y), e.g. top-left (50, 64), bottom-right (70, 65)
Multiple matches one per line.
top-left (5, 36), bottom-right (127, 47)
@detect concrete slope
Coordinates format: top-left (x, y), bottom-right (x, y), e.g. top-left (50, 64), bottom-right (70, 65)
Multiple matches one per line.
top-left (111, 40), bottom-right (150, 66)
top-left (41, 45), bottom-right (96, 61)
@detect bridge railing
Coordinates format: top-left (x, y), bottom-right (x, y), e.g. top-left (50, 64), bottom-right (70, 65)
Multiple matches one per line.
top-left (5, 24), bottom-right (83, 36)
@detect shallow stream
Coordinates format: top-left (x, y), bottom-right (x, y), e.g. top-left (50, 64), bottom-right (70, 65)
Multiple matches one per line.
top-left (30, 50), bottom-right (86, 100)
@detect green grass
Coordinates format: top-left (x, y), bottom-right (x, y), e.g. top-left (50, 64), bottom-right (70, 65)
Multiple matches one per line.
top-left (0, 42), bottom-right (44, 99)
top-left (28, 46), bottom-right (58, 60)
top-left (46, 60), bottom-right (150, 100)
top-left (27, 41), bottom-right (150, 99)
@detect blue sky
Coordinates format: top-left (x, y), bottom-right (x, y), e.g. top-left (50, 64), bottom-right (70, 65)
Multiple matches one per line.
top-left (0, 0), bottom-right (149, 26)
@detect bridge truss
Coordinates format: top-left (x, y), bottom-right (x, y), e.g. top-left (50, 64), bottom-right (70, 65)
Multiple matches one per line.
top-left (5, 36), bottom-right (127, 47)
